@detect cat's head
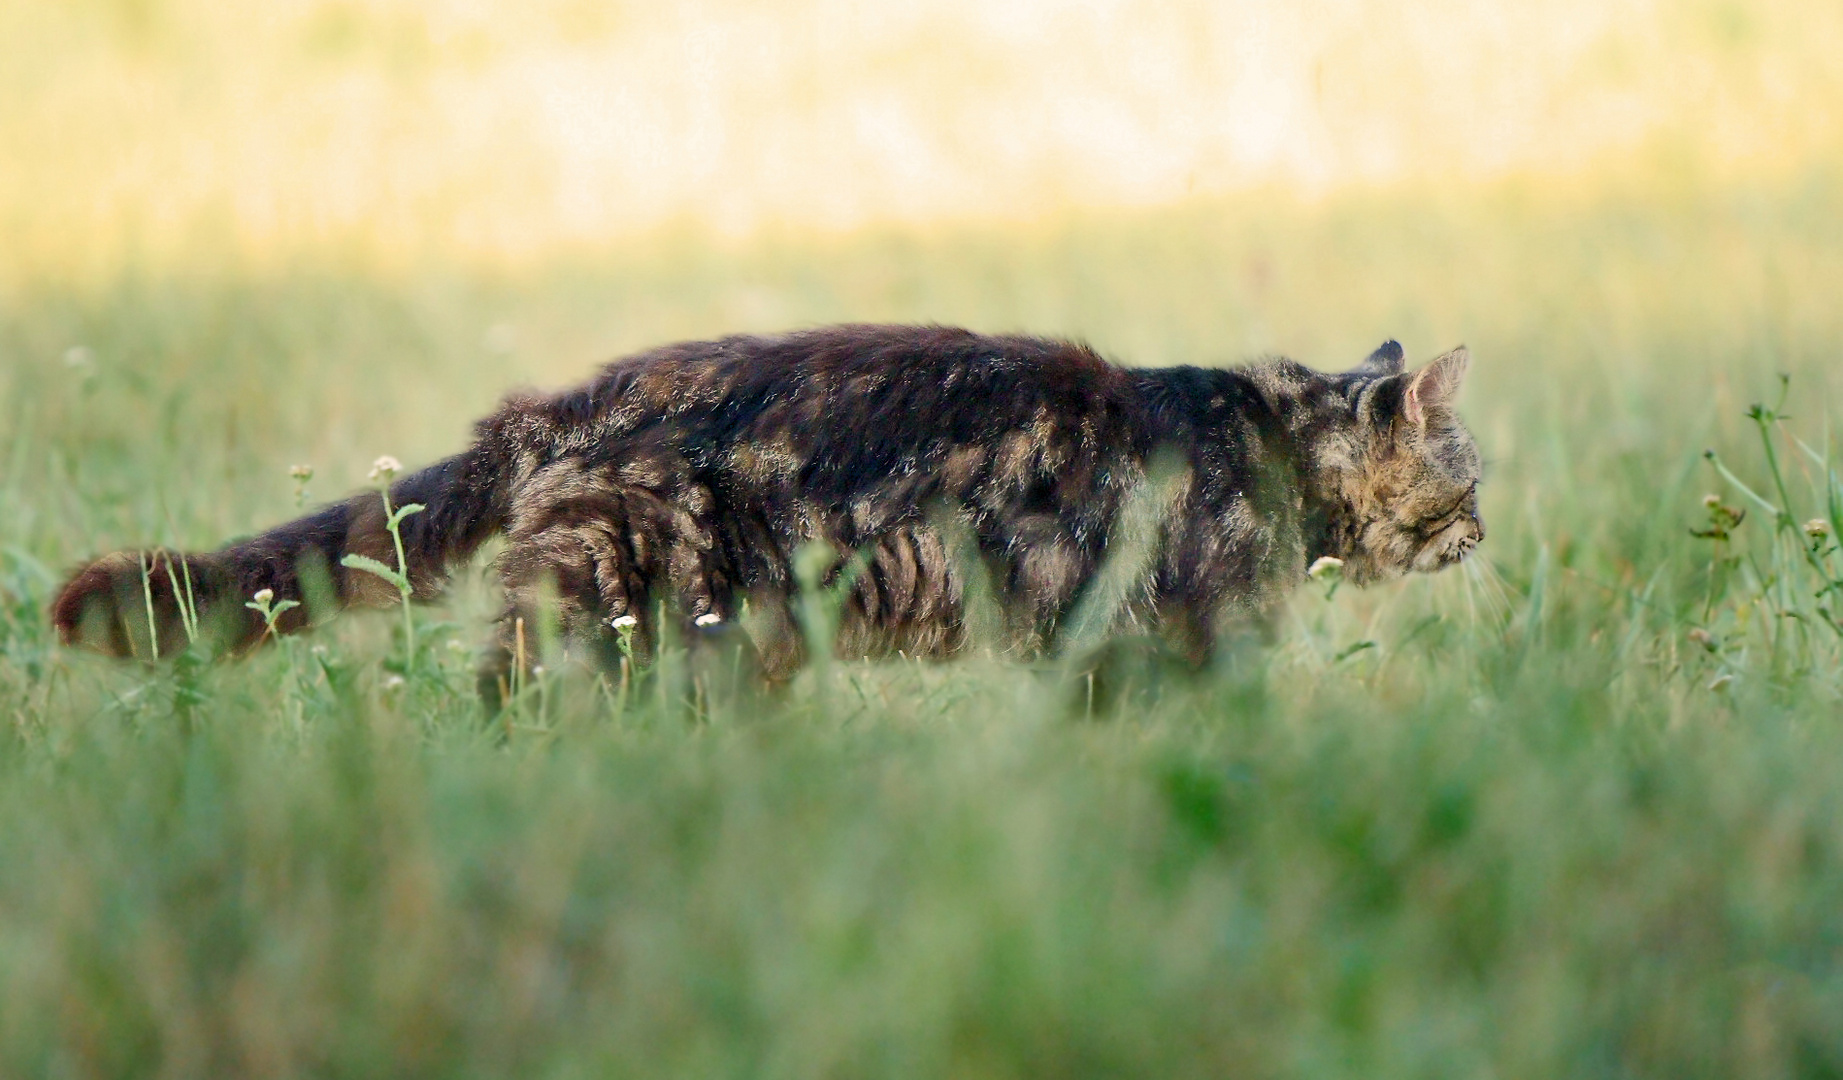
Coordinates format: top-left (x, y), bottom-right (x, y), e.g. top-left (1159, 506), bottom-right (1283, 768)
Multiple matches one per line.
top-left (1318, 341), bottom-right (1483, 584)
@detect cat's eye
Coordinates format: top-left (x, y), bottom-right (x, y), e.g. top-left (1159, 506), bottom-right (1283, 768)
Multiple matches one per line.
top-left (1422, 481), bottom-right (1477, 527)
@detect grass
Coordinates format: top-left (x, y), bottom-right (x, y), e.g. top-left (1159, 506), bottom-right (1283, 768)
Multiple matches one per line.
top-left (5, 172), bottom-right (1843, 1077)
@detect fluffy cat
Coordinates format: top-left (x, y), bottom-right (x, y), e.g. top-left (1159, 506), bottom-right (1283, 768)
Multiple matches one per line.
top-left (52, 325), bottom-right (1482, 694)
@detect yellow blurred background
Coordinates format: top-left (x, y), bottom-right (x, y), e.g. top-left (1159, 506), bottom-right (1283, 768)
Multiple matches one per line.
top-left (4, 0), bottom-right (1839, 280)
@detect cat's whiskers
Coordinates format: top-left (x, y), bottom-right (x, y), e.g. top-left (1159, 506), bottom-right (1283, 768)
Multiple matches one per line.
top-left (1459, 551), bottom-right (1514, 628)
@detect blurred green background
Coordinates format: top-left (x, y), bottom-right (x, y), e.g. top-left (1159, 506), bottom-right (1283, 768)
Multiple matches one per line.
top-left (4, 1), bottom-right (1843, 1076)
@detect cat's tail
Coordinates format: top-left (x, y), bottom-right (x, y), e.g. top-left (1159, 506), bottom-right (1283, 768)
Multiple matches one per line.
top-left (51, 444), bottom-right (514, 659)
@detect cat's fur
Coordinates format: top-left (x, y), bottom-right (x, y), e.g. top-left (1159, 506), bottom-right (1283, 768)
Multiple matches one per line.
top-left (51, 325), bottom-right (1482, 693)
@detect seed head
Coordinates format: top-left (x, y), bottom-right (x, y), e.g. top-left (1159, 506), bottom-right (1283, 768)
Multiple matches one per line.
top-left (1686, 627), bottom-right (1716, 651)
top-left (289, 464), bottom-right (314, 481)
top-left (1702, 493), bottom-right (1722, 509)
top-left (369, 455), bottom-right (402, 482)
top-left (1806, 519), bottom-right (1831, 540)
top-left (1307, 556), bottom-right (1344, 581)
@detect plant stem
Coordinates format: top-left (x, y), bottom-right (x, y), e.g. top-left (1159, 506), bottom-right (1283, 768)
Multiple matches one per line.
top-left (381, 487), bottom-right (417, 662)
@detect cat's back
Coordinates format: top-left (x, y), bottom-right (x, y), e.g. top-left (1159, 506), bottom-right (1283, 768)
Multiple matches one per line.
top-left (539, 324), bottom-right (1139, 466)
top-left (596, 323), bottom-right (1125, 414)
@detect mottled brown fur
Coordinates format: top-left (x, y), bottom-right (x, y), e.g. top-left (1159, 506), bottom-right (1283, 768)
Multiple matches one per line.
top-left (51, 325), bottom-right (1482, 695)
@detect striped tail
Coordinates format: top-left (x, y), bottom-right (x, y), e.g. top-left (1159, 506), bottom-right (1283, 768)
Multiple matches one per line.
top-left (52, 447), bottom-right (510, 659)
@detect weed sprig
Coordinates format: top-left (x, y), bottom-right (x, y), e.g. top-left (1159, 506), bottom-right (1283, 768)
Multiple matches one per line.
top-left (339, 456), bottom-right (426, 671)
top-left (1696, 377), bottom-right (1843, 683)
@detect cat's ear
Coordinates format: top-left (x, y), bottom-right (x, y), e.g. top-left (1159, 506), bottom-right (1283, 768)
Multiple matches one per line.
top-left (1350, 339), bottom-right (1406, 377)
top-left (1402, 346), bottom-right (1470, 427)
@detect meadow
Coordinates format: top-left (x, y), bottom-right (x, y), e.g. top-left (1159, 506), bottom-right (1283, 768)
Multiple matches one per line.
top-left (3, 171), bottom-right (1843, 1077)
top-left (8, 0), bottom-right (1843, 1074)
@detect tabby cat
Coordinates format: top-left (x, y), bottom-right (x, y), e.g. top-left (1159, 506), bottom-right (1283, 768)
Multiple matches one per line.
top-left (52, 325), bottom-right (1482, 695)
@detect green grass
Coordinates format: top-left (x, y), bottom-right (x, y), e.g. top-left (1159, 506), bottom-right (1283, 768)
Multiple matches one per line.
top-left (4, 172), bottom-right (1843, 1077)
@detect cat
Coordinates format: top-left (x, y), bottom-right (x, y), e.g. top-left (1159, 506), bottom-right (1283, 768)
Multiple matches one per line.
top-left (51, 325), bottom-right (1482, 696)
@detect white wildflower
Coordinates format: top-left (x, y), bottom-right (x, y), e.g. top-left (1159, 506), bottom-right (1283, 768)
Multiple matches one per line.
top-left (1307, 556), bottom-right (1344, 581)
top-left (251, 588), bottom-right (274, 606)
top-left (289, 464), bottom-right (314, 481)
top-left (610, 614), bottom-right (638, 629)
top-left (694, 613), bottom-right (722, 627)
top-left (1702, 493), bottom-right (1722, 509)
top-left (1806, 519), bottom-right (1831, 539)
top-left (382, 674), bottom-right (405, 691)
top-left (369, 455), bottom-right (402, 482)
